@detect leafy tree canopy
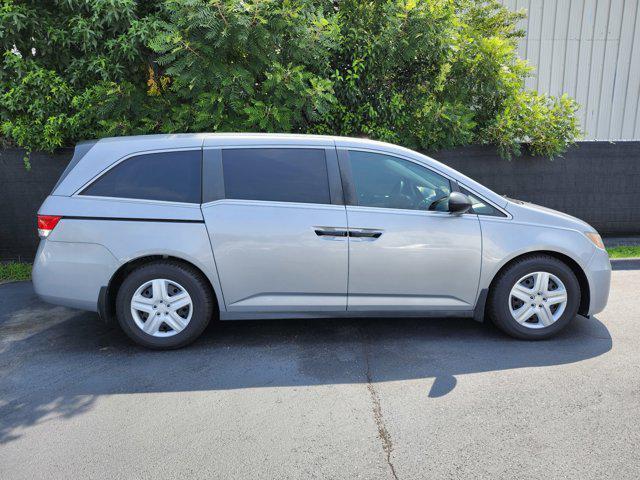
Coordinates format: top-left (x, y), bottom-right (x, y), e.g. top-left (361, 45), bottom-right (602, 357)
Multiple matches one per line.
top-left (1, 0), bottom-right (580, 160)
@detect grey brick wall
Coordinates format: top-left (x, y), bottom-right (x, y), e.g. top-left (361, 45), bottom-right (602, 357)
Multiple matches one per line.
top-left (0, 142), bottom-right (638, 261)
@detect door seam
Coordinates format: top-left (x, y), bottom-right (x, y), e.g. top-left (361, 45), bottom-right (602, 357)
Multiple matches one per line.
top-left (345, 205), bottom-right (351, 311)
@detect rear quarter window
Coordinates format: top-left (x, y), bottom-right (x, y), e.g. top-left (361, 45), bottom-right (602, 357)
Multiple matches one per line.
top-left (81, 150), bottom-right (202, 203)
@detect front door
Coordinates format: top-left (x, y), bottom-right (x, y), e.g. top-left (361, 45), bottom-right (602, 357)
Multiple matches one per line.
top-left (341, 149), bottom-right (482, 312)
top-left (201, 146), bottom-right (348, 313)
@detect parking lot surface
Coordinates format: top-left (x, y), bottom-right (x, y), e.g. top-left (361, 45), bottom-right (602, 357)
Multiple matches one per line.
top-left (1, 268), bottom-right (638, 479)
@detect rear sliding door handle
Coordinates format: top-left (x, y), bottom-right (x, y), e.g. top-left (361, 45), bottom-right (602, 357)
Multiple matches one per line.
top-left (349, 228), bottom-right (383, 239)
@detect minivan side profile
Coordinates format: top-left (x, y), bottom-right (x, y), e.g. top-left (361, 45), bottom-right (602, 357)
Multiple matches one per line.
top-left (33, 134), bottom-right (611, 349)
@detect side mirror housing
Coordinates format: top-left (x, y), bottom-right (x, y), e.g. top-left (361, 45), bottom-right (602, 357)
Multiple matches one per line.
top-left (447, 191), bottom-right (472, 214)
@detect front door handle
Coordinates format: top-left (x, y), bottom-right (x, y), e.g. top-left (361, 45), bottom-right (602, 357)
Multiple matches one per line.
top-left (314, 227), bottom-right (348, 238)
top-left (349, 228), bottom-right (383, 239)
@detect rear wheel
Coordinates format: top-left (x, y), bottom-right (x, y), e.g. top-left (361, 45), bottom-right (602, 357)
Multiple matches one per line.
top-left (487, 255), bottom-right (581, 340)
top-left (116, 261), bottom-right (214, 349)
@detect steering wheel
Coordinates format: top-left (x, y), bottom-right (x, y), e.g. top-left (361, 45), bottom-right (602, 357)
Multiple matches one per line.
top-left (390, 179), bottom-right (424, 209)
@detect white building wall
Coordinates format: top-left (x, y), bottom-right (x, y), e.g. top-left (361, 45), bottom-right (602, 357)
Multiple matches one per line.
top-left (500, 0), bottom-right (640, 140)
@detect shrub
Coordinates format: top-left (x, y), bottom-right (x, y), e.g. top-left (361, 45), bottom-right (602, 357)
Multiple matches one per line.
top-left (0, 0), bottom-right (580, 159)
top-left (0, 0), bottom-right (160, 155)
top-left (147, 0), bottom-right (339, 132)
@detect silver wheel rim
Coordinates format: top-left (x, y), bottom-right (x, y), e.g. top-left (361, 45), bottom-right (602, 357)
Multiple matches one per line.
top-left (130, 279), bottom-right (193, 337)
top-left (508, 271), bottom-right (568, 329)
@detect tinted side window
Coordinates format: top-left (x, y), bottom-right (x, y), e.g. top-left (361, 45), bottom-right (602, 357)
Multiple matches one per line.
top-left (348, 151), bottom-right (451, 211)
top-left (460, 187), bottom-right (505, 217)
top-left (82, 150), bottom-right (202, 203)
top-left (222, 148), bottom-right (330, 204)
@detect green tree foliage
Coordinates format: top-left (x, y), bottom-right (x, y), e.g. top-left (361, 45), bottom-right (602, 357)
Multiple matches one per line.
top-left (1, 0), bottom-right (580, 159)
top-left (147, 0), bottom-right (339, 132)
top-left (0, 1), bottom-right (160, 153)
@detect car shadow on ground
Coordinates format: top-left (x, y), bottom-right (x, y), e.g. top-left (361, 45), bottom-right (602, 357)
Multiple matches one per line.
top-left (0, 282), bottom-right (612, 444)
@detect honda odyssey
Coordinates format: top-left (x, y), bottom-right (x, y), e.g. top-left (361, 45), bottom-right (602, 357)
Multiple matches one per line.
top-left (33, 134), bottom-right (611, 348)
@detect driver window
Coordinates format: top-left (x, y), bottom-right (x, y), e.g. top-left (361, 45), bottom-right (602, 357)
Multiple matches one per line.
top-left (348, 151), bottom-right (451, 211)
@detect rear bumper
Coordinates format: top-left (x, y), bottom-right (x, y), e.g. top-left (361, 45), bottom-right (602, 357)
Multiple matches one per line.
top-left (585, 248), bottom-right (611, 316)
top-left (32, 239), bottom-right (118, 311)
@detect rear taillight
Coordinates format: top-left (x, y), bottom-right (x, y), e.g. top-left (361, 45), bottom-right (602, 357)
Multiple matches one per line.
top-left (37, 215), bottom-right (62, 238)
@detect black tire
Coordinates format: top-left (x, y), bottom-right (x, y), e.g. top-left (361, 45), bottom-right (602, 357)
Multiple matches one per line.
top-left (487, 255), bottom-right (581, 340)
top-left (116, 261), bottom-right (215, 349)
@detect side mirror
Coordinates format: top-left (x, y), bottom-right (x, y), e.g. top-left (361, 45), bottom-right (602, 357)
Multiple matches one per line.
top-left (447, 191), bottom-right (472, 214)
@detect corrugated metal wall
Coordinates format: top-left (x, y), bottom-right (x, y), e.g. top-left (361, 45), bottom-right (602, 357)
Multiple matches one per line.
top-left (501, 0), bottom-right (640, 140)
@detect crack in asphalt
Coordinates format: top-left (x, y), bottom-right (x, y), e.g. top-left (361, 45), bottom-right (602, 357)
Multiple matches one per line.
top-left (362, 333), bottom-right (399, 480)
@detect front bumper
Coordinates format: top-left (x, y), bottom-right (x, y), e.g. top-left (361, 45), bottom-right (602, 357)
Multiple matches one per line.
top-left (585, 248), bottom-right (611, 316)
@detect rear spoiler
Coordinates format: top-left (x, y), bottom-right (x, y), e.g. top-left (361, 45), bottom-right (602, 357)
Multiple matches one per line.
top-left (51, 140), bottom-right (98, 194)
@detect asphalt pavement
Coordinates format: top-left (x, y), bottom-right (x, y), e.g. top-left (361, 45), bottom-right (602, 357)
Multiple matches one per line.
top-left (0, 267), bottom-right (638, 479)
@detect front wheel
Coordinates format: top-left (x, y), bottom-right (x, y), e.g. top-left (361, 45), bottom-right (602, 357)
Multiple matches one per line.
top-left (116, 261), bottom-right (214, 349)
top-left (487, 255), bottom-right (581, 340)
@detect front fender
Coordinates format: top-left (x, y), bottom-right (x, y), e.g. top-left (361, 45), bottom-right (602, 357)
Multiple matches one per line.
top-left (478, 217), bottom-right (596, 297)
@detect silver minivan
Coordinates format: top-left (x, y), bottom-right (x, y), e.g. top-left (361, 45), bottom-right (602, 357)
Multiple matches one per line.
top-left (33, 134), bottom-right (611, 349)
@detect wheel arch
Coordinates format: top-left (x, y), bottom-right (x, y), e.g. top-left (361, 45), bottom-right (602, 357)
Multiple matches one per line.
top-left (482, 250), bottom-right (590, 320)
top-left (99, 255), bottom-right (221, 325)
